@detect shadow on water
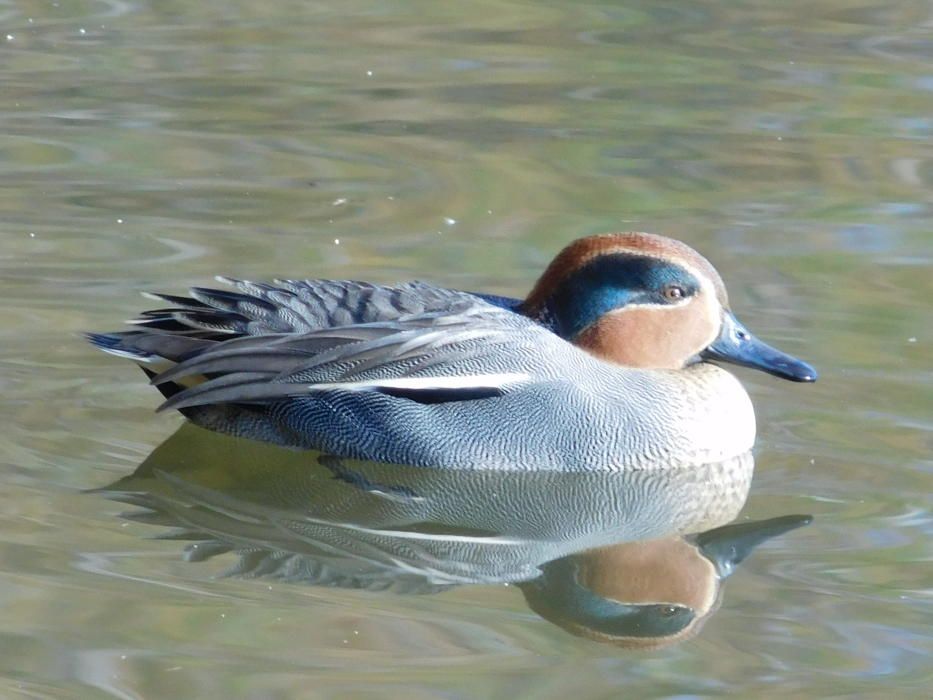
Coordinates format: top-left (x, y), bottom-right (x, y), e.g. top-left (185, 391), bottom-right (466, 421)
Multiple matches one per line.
top-left (96, 423), bottom-right (810, 650)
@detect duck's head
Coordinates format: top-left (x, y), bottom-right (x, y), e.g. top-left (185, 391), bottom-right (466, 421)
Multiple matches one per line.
top-left (522, 232), bottom-right (817, 381)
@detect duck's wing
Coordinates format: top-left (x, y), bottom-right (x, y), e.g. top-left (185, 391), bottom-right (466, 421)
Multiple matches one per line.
top-left (128, 278), bottom-right (486, 338)
top-left (148, 303), bottom-right (548, 412)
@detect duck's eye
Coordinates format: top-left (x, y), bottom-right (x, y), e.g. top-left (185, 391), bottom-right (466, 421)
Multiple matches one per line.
top-left (663, 285), bottom-right (686, 301)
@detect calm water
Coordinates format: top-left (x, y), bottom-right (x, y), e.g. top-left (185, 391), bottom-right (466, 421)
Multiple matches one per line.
top-left (2, 0), bottom-right (931, 697)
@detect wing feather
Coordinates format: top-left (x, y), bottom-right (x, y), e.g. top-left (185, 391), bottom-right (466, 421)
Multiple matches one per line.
top-left (152, 305), bottom-right (542, 410)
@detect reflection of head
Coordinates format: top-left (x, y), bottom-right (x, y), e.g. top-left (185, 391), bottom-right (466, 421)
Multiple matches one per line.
top-left (520, 515), bottom-right (811, 649)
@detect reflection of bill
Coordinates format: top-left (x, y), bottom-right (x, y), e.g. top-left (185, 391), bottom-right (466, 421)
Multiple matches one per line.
top-left (97, 424), bottom-right (810, 649)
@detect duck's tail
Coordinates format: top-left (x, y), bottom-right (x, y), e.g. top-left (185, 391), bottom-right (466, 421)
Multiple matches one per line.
top-left (85, 330), bottom-right (212, 365)
top-left (86, 328), bottom-right (300, 443)
top-left (85, 282), bottom-right (275, 401)
top-left (85, 330), bottom-right (216, 406)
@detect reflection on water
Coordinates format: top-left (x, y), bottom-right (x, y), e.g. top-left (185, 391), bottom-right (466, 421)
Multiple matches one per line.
top-left (99, 424), bottom-right (810, 649)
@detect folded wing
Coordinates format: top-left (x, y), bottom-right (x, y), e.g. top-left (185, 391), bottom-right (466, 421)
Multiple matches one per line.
top-left (88, 278), bottom-right (556, 412)
top-left (154, 309), bottom-right (536, 410)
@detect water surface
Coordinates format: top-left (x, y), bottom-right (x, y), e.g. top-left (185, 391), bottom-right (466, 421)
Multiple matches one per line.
top-left (1, 0), bottom-right (931, 697)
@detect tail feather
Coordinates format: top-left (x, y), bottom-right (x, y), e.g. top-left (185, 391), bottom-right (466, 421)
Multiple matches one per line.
top-left (86, 331), bottom-right (214, 364)
top-left (85, 332), bottom-right (160, 362)
top-left (140, 291), bottom-right (212, 309)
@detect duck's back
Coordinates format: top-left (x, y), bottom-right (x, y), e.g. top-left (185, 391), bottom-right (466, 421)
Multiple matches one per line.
top-left (132, 278), bottom-right (492, 337)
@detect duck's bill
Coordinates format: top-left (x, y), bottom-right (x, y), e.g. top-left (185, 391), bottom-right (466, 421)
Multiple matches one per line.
top-left (701, 311), bottom-right (817, 382)
top-left (695, 514), bottom-right (813, 578)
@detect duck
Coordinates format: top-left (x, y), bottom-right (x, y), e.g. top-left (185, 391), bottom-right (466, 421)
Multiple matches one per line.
top-left (87, 232), bottom-right (816, 471)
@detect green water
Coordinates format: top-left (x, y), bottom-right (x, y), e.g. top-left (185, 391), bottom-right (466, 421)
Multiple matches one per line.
top-left (2, 0), bottom-right (931, 697)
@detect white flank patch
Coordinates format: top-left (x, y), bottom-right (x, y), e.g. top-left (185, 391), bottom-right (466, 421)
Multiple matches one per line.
top-left (310, 372), bottom-right (530, 393)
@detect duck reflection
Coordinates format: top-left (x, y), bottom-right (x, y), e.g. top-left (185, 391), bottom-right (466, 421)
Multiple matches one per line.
top-left (99, 424), bottom-right (810, 648)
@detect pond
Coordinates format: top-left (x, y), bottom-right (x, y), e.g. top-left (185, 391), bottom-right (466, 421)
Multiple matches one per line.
top-left (1, 1), bottom-right (930, 697)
